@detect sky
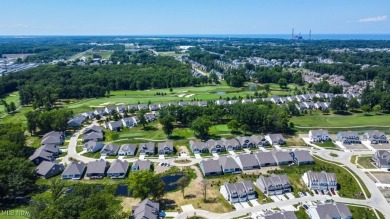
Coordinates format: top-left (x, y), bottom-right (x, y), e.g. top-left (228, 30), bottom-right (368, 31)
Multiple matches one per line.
top-left (1, 0), bottom-right (390, 35)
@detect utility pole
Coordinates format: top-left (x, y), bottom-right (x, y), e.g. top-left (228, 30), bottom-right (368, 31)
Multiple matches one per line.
top-left (309, 29), bottom-right (312, 40)
top-left (292, 28), bottom-right (295, 40)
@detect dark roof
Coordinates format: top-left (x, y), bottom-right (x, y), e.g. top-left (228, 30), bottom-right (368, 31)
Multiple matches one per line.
top-left (237, 154), bottom-right (259, 167)
top-left (264, 211), bottom-right (297, 219)
top-left (107, 160), bottom-right (129, 174)
top-left (36, 161), bottom-right (63, 177)
top-left (200, 159), bottom-right (222, 174)
top-left (219, 156), bottom-right (240, 170)
top-left (293, 150), bottom-right (314, 163)
top-left (86, 159), bottom-right (108, 174)
top-left (132, 199), bottom-right (160, 219)
top-left (254, 152), bottom-right (277, 165)
top-left (316, 203), bottom-right (352, 219)
top-left (62, 161), bottom-right (86, 176)
top-left (133, 159), bottom-right (151, 171)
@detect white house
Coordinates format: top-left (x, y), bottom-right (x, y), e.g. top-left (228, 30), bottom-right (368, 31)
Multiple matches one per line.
top-left (309, 129), bottom-right (330, 142)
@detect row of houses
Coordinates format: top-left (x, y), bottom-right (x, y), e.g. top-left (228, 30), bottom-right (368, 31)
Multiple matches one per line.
top-left (104, 113), bottom-right (157, 131)
top-left (221, 170), bottom-right (337, 204)
top-left (308, 129), bottom-right (389, 145)
top-left (190, 134), bottom-right (286, 154)
top-left (40, 159), bottom-right (152, 180)
top-left (199, 150), bottom-right (314, 176)
top-left (83, 140), bottom-right (174, 156)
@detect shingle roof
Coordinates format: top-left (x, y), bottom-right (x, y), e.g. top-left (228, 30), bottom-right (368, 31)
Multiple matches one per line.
top-left (62, 161), bottom-right (86, 176)
top-left (200, 159), bottom-right (222, 174)
top-left (133, 159), bottom-right (151, 171)
top-left (132, 198), bottom-right (159, 219)
top-left (254, 152), bottom-right (277, 165)
top-left (237, 154), bottom-right (259, 168)
top-left (107, 159), bottom-right (129, 174)
top-left (86, 159), bottom-right (108, 174)
top-left (219, 156), bottom-right (240, 170)
top-left (36, 161), bottom-right (63, 176)
top-left (293, 150), bottom-right (314, 163)
top-left (316, 203), bottom-right (352, 219)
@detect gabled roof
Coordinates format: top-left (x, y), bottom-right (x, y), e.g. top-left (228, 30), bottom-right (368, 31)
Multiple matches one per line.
top-left (83, 132), bottom-right (103, 141)
top-left (83, 125), bottom-right (103, 134)
top-left (237, 154), bottom-right (259, 167)
top-left (271, 150), bottom-right (293, 163)
top-left (36, 161), bottom-right (63, 176)
top-left (101, 143), bottom-right (119, 154)
top-left (107, 159), bottom-right (129, 174)
top-left (254, 152), bottom-right (277, 165)
top-left (222, 138), bottom-right (240, 146)
top-left (29, 145), bottom-right (55, 162)
top-left (316, 203), bottom-right (352, 219)
top-left (157, 141), bottom-right (173, 151)
top-left (86, 159), bottom-right (108, 174)
top-left (200, 159), bottom-right (222, 173)
top-left (132, 159), bottom-right (151, 171)
top-left (132, 198), bottom-right (160, 219)
top-left (120, 144), bottom-right (137, 152)
top-left (264, 211), bottom-right (297, 219)
top-left (309, 129), bottom-right (329, 136)
top-left (62, 161), bottom-right (86, 176)
top-left (84, 141), bottom-right (104, 150)
top-left (259, 174), bottom-right (291, 188)
top-left (292, 150), bottom-right (314, 163)
top-left (219, 156), bottom-right (240, 170)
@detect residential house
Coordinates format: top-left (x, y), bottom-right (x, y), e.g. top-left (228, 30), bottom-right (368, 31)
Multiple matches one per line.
top-left (119, 144), bottom-right (137, 156)
top-left (199, 159), bottom-right (223, 176)
top-left (86, 159), bottom-right (109, 179)
top-left (198, 101), bottom-right (208, 107)
top-left (139, 142), bottom-right (155, 155)
top-left (363, 130), bottom-right (389, 144)
top-left (235, 154), bottom-right (260, 170)
top-left (157, 142), bottom-right (174, 155)
top-left (178, 101), bottom-right (188, 107)
top-left (222, 138), bottom-right (241, 151)
top-left (220, 181), bottom-right (256, 204)
top-left (250, 135), bottom-right (270, 147)
top-left (116, 105), bottom-right (127, 113)
top-left (131, 199), bottom-right (161, 219)
top-left (100, 143), bottom-right (120, 156)
top-left (83, 141), bottom-right (104, 153)
top-left (218, 156), bottom-right (241, 173)
top-left (104, 107), bottom-right (116, 115)
top-left (158, 103), bottom-right (167, 109)
top-left (254, 152), bottom-right (277, 167)
top-left (29, 145), bottom-right (58, 165)
top-left (107, 159), bottom-right (129, 178)
top-left (62, 161), bottom-right (86, 180)
top-left (128, 105), bottom-right (138, 111)
top-left (107, 121), bottom-right (122, 131)
top-left (228, 100), bottom-right (238, 105)
top-left (255, 174), bottom-right (291, 195)
top-left (82, 131), bottom-right (104, 143)
top-left (41, 131), bottom-right (64, 147)
top-left (131, 159), bottom-right (151, 172)
top-left (309, 129), bottom-right (330, 142)
top-left (263, 211), bottom-right (297, 219)
top-left (206, 139), bottom-right (225, 153)
top-left (149, 104), bottom-right (159, 111)
top-left (36, 161), bottom-right (64, 179)
top-left (144, 113), bottom-right (157, 122)
top-left (168, 102), bottom-right (178, 106)
top-left (308, 203), bottom-right (352, 219)
top-left (266, 134), bottom-right (286, 145)
top-left (337, 131), bottom-right (361, 144)
top-left (290, 150), bottom-right (314, 165)
top-left (122, 116), bottom-right (139, 127)
top-left (372, 150), bottom-right (390, 169)
top-left (93, 109), bottom-right (106, 116)
top-left (302, 171), bottom-right (338, 191)
top-left (137, 104), bottom-right (148, 111)
top-left (189, 140), bottom-right (208, 154)
top-left (83, 125), bottom-right (103, 135)
top-left (216, 99), bottom-right (227, 105)
top-left (67, 115), bottom-right (86, 127)
top-left (236, 136), bottom-right (255, 148)
top-left (242, 99), bottom-right (252, 104)
top-left (271, 150), bottom-right (293, 165)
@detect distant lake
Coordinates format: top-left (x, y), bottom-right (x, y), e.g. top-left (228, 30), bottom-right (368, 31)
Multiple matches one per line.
top-left (216, 91), bottom-right (226, 95)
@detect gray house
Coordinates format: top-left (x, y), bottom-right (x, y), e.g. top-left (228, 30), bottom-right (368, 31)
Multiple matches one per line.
top-left (83, 125), bottom-right (103, 135)
top-left (290, 150), bottom-right (314, 165)
top-left (308, 203), bottom-right (352, 219)
top-left (263, 211), bottom-right (297, 219)
top-left (157, 141), bottom-right (174, 155)
top-left (271, 150), bottom-right (293, 165)
top-left (82, 132), bottom-right (104, 143)
top-left (220, 181), bottom-right (256, 204)
top-left (200, 159), bottom-right (223, 176)
top-left (106, 121), bottom-right (122, 131)
top-left (36, 161), bottom-right (64, 179)
top-left (250, 135), bottom-right (270, 147)
top-left (62, 161), bottom-right (86, 180)
top-left (119, 144), bottom-right (137, 156)
top-left (222, 138), bottom-right (241, 151)
top-left (189, 140), bottom-right (208, 154)
top-left (255, 174), bottom-right (291, 195)
top-left (83, 141), bottom-right (104, 153)
top-left (254, 152), bottom-right (277, 167)
top-left (302, 171), bottom-right (338, 191)
top-left (218, 156), bottom-right (241, 173)
top-left (235, 154), bottom-right (260, 170)
top-left (206, 139), bottom-right (225, 153)
top-left (131, 198), bottom-right (160, 219)
top-left (266, 134), bottom-right (286, 145)
top-left (364, 130), bottom-right (389, 144)
top-left (86, 159), bottom-right (109, 179)
top-left (100, 143), bottom-right (120, 156)
top-left (29, 145), bottom-right (58, 165)
top-left (372, 150), bottom-right (390, 169)
top-left (41, 131), bottom-right (64, 147)
top-left (337, 131), bottom-right (361, 144)
top-left (139, 142), bottom-right (155, 155)
top-left (137, 104), bottom-right (148, 111)
top-left (131, 159), bottom-right (151, 172)
top-left (236, 136), bottom-right (256, 148)
top-left (107, 159), bottom-right (129, 178)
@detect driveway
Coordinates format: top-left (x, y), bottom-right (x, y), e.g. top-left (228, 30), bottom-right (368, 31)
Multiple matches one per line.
top-left (285, 193), bottom-right (295, 199)
top-left (233, 203), bottom-right (243, 210)
top-left (241, 202), bottom-right (250, 208)
top-left (249, 200), bottom-right (260, 206)
top-left (194, 154), bottom-right (202, 159)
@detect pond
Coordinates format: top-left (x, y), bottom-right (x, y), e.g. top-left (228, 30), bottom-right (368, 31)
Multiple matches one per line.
top-left (115, 185), bottom-right (129, 197)
top-left (216, 91), bottom-right (226, 95)
top-left (247, 83), bottom-right (258, 91)
top-left (161, 173), bottom-right (184, 192)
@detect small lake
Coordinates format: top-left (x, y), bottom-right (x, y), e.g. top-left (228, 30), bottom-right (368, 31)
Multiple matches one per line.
top-left (216, 91), bottom-right (226, 95)
top-left (115, 185), bottom-right (129, 197)
top-left (161, 173), bottom-right (184, 192)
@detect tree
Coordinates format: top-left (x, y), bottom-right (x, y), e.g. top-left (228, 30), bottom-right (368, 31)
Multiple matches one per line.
top-left (330, 96), bottom-right (348, 113)
top-left (348, 98), bottom-right (360, 111)
top-left (177, 174), bottom-right (190, 198)
top-left (25, 111), bottom-right (38, 135)
top-left (361, 104), bottom-right (371, 115)
top-left (201, 180), bottom-right (209, 202)
top-left (190, 117), bottom-right (212, 140)
top-left (278, 78), bottom-right (288, 89)
top-left (49, 178), bottom-right (65, 202)
top-left (128, 170), bottom-right (165, 200)
top-left (227, 119), bottom-right (240, 132)
top-left (373, 104), bottom-right (382, 114)
top-left (138, 110), bottom-right (148, 129)
top-left (240, 124), bottom-right (250, 135)
top-left (159, 115), bottom-right (175, 137)
top-left (264, 84), bottom-right (270, 93)
top-left (9, 101), bottom-right (16, 112)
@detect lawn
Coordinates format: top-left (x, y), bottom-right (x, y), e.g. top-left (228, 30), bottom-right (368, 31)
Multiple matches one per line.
top-left (313, 141), bottom-right (337, 148)
top-left (0, 106), bottom-right (32, 126)
top-left (0, 91), bottom-right (20, 114)
top-left (295, 208), bottom-right (310, 219)
top-left (349, 205), bottom-right (384, 219)
top-left (267, 157), bottom-right (365, 199)
top-left (291, 111), bottom-right (390, 129)
top-left (356, 156), bottom-right (377, 169)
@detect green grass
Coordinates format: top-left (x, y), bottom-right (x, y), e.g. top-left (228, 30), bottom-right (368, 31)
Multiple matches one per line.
top-left (295, 208), bottom-right (310, 219)
top-left (314, 141), bottom-right (337, 148)
top-left (292, 111), bottom-right (390, 129)
top-left (268, 157), bottom-right (365, 199)
top-left (356, 156), bottom-right (376, 169)
top-left (0, 91), bottom-right (20, 114)
top-left (82, 152), bottom-right (101, 159)
top-left (349, 205), bottom-right (382, 219)
top-left (0, 206), bottom-right (30, 219)
top-left (0, 106), bottom-right (32, 126)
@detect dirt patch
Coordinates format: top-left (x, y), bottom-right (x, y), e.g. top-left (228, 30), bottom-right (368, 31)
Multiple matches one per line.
top-left (122, 197), bottom-right (141, 212)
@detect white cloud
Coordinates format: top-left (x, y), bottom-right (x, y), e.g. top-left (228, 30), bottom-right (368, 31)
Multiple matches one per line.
top-left (358, 15), bottom-right (387, 23)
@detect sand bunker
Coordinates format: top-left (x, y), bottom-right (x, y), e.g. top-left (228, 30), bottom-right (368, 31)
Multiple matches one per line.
top-left (185, 94), bottom-right (195, 98)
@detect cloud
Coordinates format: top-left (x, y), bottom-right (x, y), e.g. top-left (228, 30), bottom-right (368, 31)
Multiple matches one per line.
top-left (358, 15), bottom-right (387, 23)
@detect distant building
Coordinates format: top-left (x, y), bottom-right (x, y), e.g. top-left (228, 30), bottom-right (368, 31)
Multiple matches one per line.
top-left (302, 171), bottom-right (338, 191)
top-left (255, 174), bottom-right (291, 195)
top-left (309, 129), bottom-right (330, 142)
top-left (220, 181), bottom-right (256, 204)
top-left (372, 150), bottom-right (390, 169)
top-left (308, 203), bottom-right (352, 219)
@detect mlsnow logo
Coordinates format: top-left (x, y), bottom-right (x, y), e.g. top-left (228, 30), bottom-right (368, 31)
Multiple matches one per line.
top-left (1, 210), bottom-right (30, 217)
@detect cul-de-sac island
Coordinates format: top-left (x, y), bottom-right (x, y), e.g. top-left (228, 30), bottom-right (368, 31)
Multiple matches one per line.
top-left (2, 2), bottom-right (390, 219)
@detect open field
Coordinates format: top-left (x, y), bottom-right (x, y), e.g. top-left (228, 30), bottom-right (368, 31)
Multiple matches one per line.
top-left (349, 205), bottom-right (385, 219)
top-left (356, 156), bottom-right (377, 169)
top-left (84, 50), bottom-right (113, 59)
top-left (292, 111), bottom-right (390, 132)
top-left (0, 91), bottom-right (20, 114)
